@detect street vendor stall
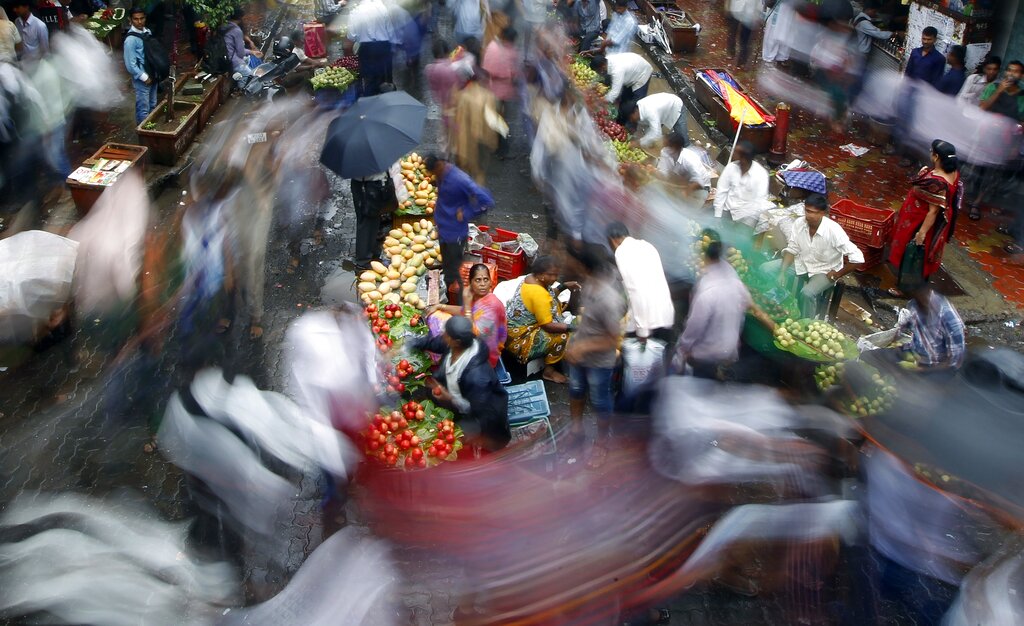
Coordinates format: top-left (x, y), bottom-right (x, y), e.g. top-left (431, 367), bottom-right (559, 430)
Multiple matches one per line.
top-left (694, 69), bottom-right (775, 154)
top-left (65, 142), bottom-right (148, 215)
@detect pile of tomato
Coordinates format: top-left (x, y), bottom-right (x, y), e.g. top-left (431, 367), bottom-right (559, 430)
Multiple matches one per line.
top-left (362, 401), bottom-right (462, 469)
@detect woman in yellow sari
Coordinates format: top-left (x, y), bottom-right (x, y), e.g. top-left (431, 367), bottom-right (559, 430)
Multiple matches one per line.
top-left (504, 256), bottom-right (576, 383)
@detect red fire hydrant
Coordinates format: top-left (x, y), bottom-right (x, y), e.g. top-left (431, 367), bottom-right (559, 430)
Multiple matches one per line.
top-left (769, 102), bottom-right (791, 166)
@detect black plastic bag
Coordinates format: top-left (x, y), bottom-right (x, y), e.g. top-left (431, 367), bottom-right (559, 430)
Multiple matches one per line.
top-left (897, 242), bottom-right (925, 292)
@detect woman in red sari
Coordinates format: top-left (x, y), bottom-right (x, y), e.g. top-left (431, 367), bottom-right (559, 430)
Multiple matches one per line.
top-left (889, 140), bottom-right (963, 289)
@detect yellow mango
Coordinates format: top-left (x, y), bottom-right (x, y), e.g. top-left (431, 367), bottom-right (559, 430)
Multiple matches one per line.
top-left (389, 279), bottom-right (401, 290)
top-left (414, 198), bottom-right (428, 206)
top-left (408, 255), bottom-right (422, 269)
top-left (402, 249), bottom-right (414, 260)
top-left (389, 229), bottom-right (404, 239)
top-left (359, 271), bottom-right (378, 282)
top-left (383, 237), bottom-right (399, 248)
top-left (370, 261), bottom-right (388, 275)
top-left (411, 244), bottom-right (426, 253)
top-left (357, 281), bottom-right (376, 293)
top-left (400, 282), bottom-right (417, 294)
top-left (377, 282), bottom-right (392, 295)
top-left (386, 269), bottom-right (401, 280)
top-left (401, 266), bottom-right (417, 278)
top-left (411, 235), bottom-right (427, 244)
top-left (399, 236), bottom-right (412, 246)
top-left (384, 293), bottom-right (401, 305)
top-left (401, 223), bottom-right (414, 233)
top-left (387, 245), bottom-right (402, 256)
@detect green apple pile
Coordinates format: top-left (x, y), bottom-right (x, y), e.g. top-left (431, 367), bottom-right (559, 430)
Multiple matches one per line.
top-left (815, 362), bottom-right (897, 417)
top-left (610, 140), bottom-right (648, 163)
top-left (814, 362), bottom-right (843, 389)
top-left (311, 67), bottom-right (356, 91)
top-left (570, 60), bottom-right (600, 87)
top-left (725, 247), bottom-right (750, 277)
top-left (774, 319), bottom-right (850, 359)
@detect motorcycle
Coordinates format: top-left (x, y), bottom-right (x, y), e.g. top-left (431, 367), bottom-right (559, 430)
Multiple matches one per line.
top-left (234, 36), bottom-right (303, 102)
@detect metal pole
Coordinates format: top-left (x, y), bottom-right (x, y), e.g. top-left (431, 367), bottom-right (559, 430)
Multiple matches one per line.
top-left (728, 118), bottom-right (744, 163)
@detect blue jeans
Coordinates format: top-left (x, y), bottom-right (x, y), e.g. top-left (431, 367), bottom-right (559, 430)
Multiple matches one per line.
top-left (568, 364), bottom-right (615, 419)
top-left (133, 79), bottom-right (158, 125)
top-left (42, 124), bottom-right (70, 179)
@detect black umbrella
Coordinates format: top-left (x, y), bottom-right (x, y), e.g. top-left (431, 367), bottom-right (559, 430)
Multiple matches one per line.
top-left (319, 91), bottom-right (427, 179)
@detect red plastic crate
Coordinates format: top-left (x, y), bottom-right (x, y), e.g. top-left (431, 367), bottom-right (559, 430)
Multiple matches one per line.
top-left (858, 244), bottom-right (886, 270)
top-left (831, 199), bottom-right (896, 249)
top-left (476, 226), bottom-right (528, 280)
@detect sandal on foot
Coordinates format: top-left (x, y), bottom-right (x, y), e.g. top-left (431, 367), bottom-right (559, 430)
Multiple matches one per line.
top-left (250, 324), bottom-right (264, 340)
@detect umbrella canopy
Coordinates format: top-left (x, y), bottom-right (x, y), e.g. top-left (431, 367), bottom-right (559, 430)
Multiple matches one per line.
top-left (320, 91), bottom-right (427, 179)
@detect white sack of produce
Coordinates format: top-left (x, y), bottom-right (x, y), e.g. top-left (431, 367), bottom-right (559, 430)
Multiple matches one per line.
top-left (0, 230), bottom-right (79, 343)
top-left (67, 169), bottom-right (148, 315)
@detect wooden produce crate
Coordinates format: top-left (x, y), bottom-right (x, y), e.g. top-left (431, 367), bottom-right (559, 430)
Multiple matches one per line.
top-left (66, 143), bottom-right (148, 216)
top-left (136, 101), bottom-right (201, 166)
top-left (661, 10), bottom-right (698, 53)
top-left (694, 69), bottom-right (775, 154)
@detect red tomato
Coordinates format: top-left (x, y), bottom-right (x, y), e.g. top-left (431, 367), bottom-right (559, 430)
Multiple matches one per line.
top-left (367, 305), bottom-right (377, 313)
top-left (415, 410), bottom-right (425, 419)
top-left (432, 387), bottom-right (443, 398)
top-left (396, 383), bottom-right (405, 392)
top-left (384, 444), bottom-right (394, 454)
top-left (410, 436), bottom-right (420, 445)
top-left (385, 311), bottom-right (394, 319)
top-left (411, 447), bottom-right (423, 459)
top-left (368, 441), bottom-right (379, 450)
top-left (377, 434), bottom-right (386, 443)
top-left (381, 324), bottom-right (390, 333)
top-left (390, 411), bottom-right (401, 419)
top-left (399, 359), bottom-right (410, 369)
top-left (399, 440), bottom-right (410, 450)
top-left (418, 458), bottom-right (426, 467)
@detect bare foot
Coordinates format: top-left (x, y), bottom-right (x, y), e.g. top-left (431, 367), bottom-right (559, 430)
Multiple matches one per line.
top-left (286, 257), bottom-right (299, 274)
top-left (542, 366), bottom-right (567, 384)
top-left (250, 323), bottom-right (263, 339)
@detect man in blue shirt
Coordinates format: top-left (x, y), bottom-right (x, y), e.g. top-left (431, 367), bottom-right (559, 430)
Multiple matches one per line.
top-left (123, 7), bottom-right (157, 124)
top-left (425, 154), bottom-right (494, 303)
top-left (602, 0), bottom-right (636, 55)
top-left (12, 0), bottom-right (49, 62)
top-left (935, 44), bottom-right (966, 96)
top-left (571, 0), bottom-right (602, 53)
top-left (904, 26), bottom-right (945, 88)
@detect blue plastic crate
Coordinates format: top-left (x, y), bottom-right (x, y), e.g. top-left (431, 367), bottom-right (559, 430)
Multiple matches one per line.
top-left (506, 380), bottom-right (550, 425)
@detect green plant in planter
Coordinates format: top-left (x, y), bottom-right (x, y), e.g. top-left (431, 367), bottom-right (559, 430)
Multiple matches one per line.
top-left (184, 0), bottom-right (244, 29)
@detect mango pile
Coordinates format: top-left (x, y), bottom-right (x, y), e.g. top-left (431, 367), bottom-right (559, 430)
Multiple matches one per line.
top-left (397, 153), bottom-right (437, 216)
top-left (357, 218), bottom-right (441, 309)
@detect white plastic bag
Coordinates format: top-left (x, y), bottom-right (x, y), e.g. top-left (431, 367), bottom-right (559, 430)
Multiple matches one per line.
top-left (856, 308), bottom-right (911, 352)
top-left (621, 338), bottom-right (666, 396)
top-left (0, 230), bottom-right (78, 343)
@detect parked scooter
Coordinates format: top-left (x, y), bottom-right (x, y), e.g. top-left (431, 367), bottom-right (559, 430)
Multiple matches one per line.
top-left (234, 36), bottom-right (302, 102)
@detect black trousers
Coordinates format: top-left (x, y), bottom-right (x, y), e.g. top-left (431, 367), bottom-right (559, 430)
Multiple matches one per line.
top-left (351, 179), bottom-right (392, 266)
top-left (358, 41), bottom-right (393, 96)
top-left (725, 15), bottom-right (753, 66)
top-left (440, 238), bottom-right (466, 304)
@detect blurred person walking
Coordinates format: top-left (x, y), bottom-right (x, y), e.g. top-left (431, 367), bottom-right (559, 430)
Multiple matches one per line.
top-left (0, 7), bottom-right (22, 64)
top-left (451, 0), bottom-right (486, 44)
top-left (852, 0), bottom-right (894, 57)
top-left (674, 240), bottom-right (775, 380)
top-left (601, 0), bottom-right (637, 55)
top-left (724, 0), bottom-right (760, 69)
top-left (957, 55), bottom-right (1000, 106)
top-left (425, 39), bottom-right (459, 137)
top-left (889, 26), bottom-right (944, 166)
top-left (889, 140), bottom-right (961, 292)
top-left (564, 247), bottom-right (626, 465)
top-left (425, 154), bottom-right (494, 301)
top-left (762, 0), bottom-right (795, 65)
top-left (765, 193), bottom-right (864, 318)
top-left (28, 53), bottom-right (70, 179)
top-left (347, 0), bottom-right (397, 96)
top-left (11, 0), bottom-right (48, 62)
top-left (450, 69), bottom-right (501, 183)
top-left (123, 7), bottom-right (157, 125)
top-left (482, 26), bottom-right (520, 159)
top-left (965, 60), bottom-right (1023, 221)
top-left (657, 131), bottom-right (714, 205)
top-left (714, 140), bottom-right (771, 226)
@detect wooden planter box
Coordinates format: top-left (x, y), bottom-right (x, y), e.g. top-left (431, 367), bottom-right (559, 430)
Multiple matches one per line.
top-left (66, 142), bottom-right (148, 216)
top-left (661, 11), bottom-right (698, 53)
top-left (136, 101), bottom-right (200, 166)
top-left (694, 69), bottom-right (775, 154)
top-left (176, 74), bottom-right (225, 131)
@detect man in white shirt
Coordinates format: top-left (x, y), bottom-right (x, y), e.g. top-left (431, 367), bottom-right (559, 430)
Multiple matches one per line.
top-left (347, 0), bottom-right (398, 95)
top-left (607, 222), bottom-right (675, 343)
top-left (658, 132), bottom-right (713, 205)
top-left (764, 193), bottom-right (864, 318)
top-left (591, 52), bottom-right (652, 123)
top-left (12, 0), bottom-right (48, 62)
top-left (451, 0), bottom-right (484, 44)
top-left (623, 92), bottom-right (686, 149)
top-left (713, 140), bottom-right (771, 226)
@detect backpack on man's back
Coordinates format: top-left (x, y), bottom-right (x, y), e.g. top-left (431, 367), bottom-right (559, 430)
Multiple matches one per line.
top-left (201, 30), bottom-right (233, 75)
top-left (126, 30), bottom-right (171, 83)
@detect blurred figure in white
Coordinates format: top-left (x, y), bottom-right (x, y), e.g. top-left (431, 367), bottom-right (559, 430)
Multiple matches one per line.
top-left (347, 0), bottom-right (399, 95)
top-left (606, 221), bottom-right (674, 344)
top-left (725, 0), bottom-right (761, 69)
top-left (67, 170), bottom-right (150, 315)
top-left (762, 0), bottom-right (795, 65)
top-left (713, 140), bottom-right (771, 226)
